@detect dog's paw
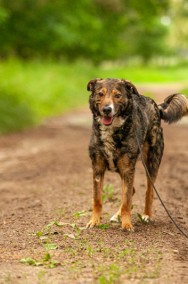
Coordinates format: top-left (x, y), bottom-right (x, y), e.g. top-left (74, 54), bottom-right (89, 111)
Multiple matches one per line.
top-left (86, 217), bottom-right (101, 228)
top-left (121, 222), bottom-right (134, 232)
top-left (110, 214), bottom-right (121, 223)
top-left (141, 214), bottom-right (151, 223)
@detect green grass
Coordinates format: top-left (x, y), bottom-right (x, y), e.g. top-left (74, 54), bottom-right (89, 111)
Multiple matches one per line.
top-left (0, 58), bottom-right (188, 133)
top-left (98, 64), bottom-right (188, 84)
top-left (0, 59), bottom-right (90, 133)
top-left (182, 88), bottom-right (188, 96)
top-left (102, 184), bottom-right (115, 202)
top-left (21, 218), bottom-right (163, 282)
top-left (20, 252), bottom-right (60, 268)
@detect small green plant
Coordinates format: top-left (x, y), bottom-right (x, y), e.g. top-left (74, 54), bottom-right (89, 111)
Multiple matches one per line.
top-left (20, 253), bottom-right (60, 268)
top-left (101, 247), bottom-right (111, 258)
top-left (98, 263), bottom-right (122, 284)
top-left (43, 243), bottom-right (58, 250)
top-left (118, 247), bottom-right (135, 259)
top-left (87, 245), bottom-right (94, 257)
top-left (102, 184), bottom-right (115, 202)
top-left (97, 224), bottom-right (110, 230)
top-left (35, 220), bottom-right (65, 238)
top-left (46, 220), bottom-right (65, 228)
top-left (137, 213), bottom-right (150, 224)
top-left (73, 210), bottom-right (88, 219)
top-left (20, 257), bottom-right (42, 267)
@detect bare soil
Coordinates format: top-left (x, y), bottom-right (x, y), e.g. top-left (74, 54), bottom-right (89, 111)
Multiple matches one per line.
top-left (0, 84), bottom-right (188, 284)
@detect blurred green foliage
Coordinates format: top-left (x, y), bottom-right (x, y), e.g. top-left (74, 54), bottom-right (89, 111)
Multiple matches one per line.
top-left (0, 59), bottom-right (187, 134)
top-left (0, 59), bottom-right (88, 133)
top-left (0, 0), bottom-right (188, 134)
top-left (0, 0), bottom-right (169, 63)
top-left (0, 91), bottom-right (34, 133)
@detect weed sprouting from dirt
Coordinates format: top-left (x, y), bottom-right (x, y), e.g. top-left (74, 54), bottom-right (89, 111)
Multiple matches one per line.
top-left (20, 252), bottom-right (60, 268)
top-left (94, 244), bottom-right (162, 282)
top-left (73, 210), bottom-right (88, 219)
top-left (21, 217), bottom-right (163, 282)
top-left (43, 243), bottom-right (58, 250)
top-left (87, 244), bottom-right (95, 257)
top-left (35, 220), bottom-right (65, 238)
top-left (97, 224), bottom-right (110, 230)
top-left (102, 184), bottom-right (115, 202)
top-left (97, 263), bottom-right (122, 284)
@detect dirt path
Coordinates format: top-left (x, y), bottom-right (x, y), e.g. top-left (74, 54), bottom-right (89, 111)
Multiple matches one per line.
top-left (0, 84), bottom-right (188, 284)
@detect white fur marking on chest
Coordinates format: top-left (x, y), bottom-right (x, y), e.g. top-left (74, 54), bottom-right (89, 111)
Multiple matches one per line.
top-left (100, 125), bottom-right (116, 171)
top-left (99, 117), bottom-right (125, 171)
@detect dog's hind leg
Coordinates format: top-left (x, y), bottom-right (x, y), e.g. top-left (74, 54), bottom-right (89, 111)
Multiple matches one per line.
top-left (110, 208), bottom-right (121, 223)
top-left (87, 158), bottom-right (106, 228)
top-left (142, 177), bottom-right (156, 222)
top-left (142, 128), bottom-right (164, 222)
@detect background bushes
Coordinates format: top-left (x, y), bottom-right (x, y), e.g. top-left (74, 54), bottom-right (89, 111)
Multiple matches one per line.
top-left (0, 0), bottom-right (169, 63)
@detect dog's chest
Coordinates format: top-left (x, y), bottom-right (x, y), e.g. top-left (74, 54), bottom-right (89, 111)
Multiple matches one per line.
top-left (100, 126), bottom-right (117, 171)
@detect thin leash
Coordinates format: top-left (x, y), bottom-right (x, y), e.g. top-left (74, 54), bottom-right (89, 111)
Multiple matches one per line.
top-left (136, 134), bottom-right (188, 239)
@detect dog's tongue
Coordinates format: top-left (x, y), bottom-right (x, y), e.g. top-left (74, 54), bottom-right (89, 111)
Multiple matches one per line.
top-left (102, 116), bottom-right (113, 125)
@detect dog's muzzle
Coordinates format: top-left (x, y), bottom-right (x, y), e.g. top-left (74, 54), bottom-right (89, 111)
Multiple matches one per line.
top-left (103, 105), bottom-right (113, 115)
top-left (101, 105), bottom-right (114, 126)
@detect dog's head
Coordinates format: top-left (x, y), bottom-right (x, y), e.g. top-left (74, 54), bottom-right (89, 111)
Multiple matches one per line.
top-left (87, 78), bottom-right (139, 126)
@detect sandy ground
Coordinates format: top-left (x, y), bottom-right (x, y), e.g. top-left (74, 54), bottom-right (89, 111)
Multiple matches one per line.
top-left (0, 84), bottom-right (188, 284)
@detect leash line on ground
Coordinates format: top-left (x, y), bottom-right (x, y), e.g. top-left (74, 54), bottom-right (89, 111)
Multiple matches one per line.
top-left (136, 134), bottom-right (188, 239)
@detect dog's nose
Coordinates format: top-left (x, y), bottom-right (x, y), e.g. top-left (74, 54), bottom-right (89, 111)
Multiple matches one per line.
top-left (103, 105), bottom-right (112, 115)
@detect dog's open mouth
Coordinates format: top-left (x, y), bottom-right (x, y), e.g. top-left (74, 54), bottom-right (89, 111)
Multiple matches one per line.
top-left (102, 116), bottom-right (113, 126)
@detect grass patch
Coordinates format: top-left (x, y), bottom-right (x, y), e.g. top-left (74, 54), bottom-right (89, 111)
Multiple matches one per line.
top-left (0, 59), bottom-right (89, 133)
top-left (181, 88), bottom-right (188, 96)
top-left (21, 217), bottom-right (163, 283)
top-left (97, 263), bottom-right (122, 284)
top-left (20, 252), bottom-right (60, 268)
top-left (0, 58), bottom-right (188, 133)
top-left (102, 184), bottom-right (115, 202)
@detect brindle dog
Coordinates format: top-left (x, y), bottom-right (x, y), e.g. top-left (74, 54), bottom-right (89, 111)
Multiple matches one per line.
top-left (87, 78), bottom-right (188, 231)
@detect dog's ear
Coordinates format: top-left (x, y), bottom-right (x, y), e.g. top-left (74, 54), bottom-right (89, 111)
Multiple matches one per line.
top-left (87, 78), bottom-right (102, 91)
top-left (121, 79), bottom-right (139, 96)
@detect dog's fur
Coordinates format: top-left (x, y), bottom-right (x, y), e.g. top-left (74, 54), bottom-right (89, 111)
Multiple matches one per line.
top-left (87, 78), bottom-right (188, 230)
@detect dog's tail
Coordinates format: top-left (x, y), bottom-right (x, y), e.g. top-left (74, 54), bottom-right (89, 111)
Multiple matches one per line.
top-left (158, 94), bottom-right (188, 124)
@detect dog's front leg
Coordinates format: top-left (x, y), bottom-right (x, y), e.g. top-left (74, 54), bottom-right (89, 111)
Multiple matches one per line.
top-left (87, 161), bottom-right (105, 228)
top-left (118, 159), bottom-right (135, 231)
top-left (110, 187), bottom-right (135, 223)
top-left (121, 177), bottom-right (134, 231)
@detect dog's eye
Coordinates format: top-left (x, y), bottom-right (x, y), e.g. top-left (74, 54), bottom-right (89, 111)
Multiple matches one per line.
top-left (114, 93), bottom-right (122, 99)
top-left (98, 92), bottom-right (104, 97)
